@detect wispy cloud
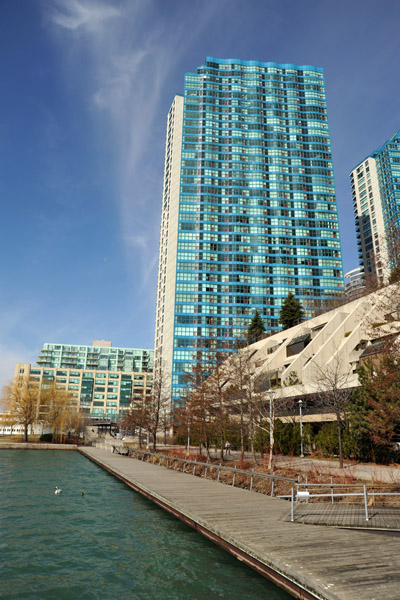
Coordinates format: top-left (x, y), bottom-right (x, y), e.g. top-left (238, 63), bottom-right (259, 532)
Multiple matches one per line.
top-left (49, 0), bottom-right (120, 32)
top-left (0, 302), bottom-right (41, 390)
top-left (46, 1), bottom-right (163, 272)
top-left (0, 345), bottom-right (28, 395)
top-left (44, 0), bottom-right (228, 311)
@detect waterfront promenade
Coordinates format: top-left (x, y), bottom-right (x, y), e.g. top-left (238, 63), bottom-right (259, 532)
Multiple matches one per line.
top-left (79, 447), bottom-right (400, 600)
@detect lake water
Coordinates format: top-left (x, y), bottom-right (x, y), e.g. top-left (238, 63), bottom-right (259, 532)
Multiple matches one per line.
top-left (0, 450), bottom-right (291, 599)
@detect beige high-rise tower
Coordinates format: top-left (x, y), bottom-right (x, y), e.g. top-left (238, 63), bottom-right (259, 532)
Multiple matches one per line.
top-left (154, 96), bottom-right (184, 386)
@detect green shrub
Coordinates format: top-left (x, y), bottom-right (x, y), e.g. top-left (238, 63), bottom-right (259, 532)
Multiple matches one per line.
top-left (314, 423), bottom-right (338, 456)
top-left (254, 419), bottom-right (313, 455)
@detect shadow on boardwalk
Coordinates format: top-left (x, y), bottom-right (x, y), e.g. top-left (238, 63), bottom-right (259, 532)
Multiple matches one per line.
top-left (283, 503), bottom-right (400, 530)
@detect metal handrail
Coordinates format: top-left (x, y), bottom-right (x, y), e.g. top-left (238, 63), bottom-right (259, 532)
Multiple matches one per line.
top-left (289, 484), bottom-right (400, 523)
top-left (129, 448), bottom-right (298, 496)
top-left (297, 481), bottom-right (400, 488)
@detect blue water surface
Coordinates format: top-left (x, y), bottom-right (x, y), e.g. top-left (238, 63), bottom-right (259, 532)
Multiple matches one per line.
top-left (0, 450), bottom-right (291, 599)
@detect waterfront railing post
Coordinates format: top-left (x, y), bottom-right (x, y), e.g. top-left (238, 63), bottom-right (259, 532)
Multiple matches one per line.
top-left (128, 451), bottom-right (297, 496)
top-left (291, 488), bottom-right (295, 522)
top-left (364, 485), bottom-right (369, 521)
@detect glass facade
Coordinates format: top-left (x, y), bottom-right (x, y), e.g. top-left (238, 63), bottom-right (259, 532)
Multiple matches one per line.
top-left (155, 57), bottom-right (344, 406)
top-left (374, 131), bottom-right (400, 233)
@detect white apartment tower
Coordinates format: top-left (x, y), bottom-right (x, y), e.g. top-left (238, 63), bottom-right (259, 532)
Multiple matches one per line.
top-left (350, 157), bottom-right (388, 282)
top-left (351, 130), bottom-right (400, 283)
top-left (154, 96), bottom-right (184, 380)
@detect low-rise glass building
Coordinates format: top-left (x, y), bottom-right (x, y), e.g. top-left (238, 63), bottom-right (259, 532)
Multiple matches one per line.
top-left (37, 340), bottom-right (153, 373)
top-left (14, 363), bottom-right (153, 420)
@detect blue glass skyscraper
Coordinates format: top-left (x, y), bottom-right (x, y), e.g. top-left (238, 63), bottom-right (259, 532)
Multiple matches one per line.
top-left (155, 57), bottom-right (344, 405)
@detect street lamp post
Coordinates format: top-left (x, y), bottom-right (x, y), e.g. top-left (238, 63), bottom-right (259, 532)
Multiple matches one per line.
top-left (266, 388), bottom-right (274, 471)
top-left (298, 399), bottom-right (304, 458)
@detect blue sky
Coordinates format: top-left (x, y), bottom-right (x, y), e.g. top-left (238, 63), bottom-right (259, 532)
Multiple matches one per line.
top-left (0, 0), bottom-right (399, 388)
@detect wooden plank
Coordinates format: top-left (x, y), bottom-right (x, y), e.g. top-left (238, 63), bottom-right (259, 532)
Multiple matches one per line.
top-left (79, 447), bottom-right (400, 600)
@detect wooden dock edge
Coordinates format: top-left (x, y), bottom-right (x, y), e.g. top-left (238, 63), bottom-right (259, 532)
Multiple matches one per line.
top-left (78, 448), bottom-right (328, 600)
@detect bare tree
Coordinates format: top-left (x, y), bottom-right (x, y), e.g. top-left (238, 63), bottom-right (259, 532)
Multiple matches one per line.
top-left (121, 363), bottom-right (170, 451)
top-left (313, 357), bottom-right (353, 468)
top-left (122, 403), bottom-right (148, 448)
top-left (310, 294), bottom-right (347, 318)
top-left (225, 340), bottom-right (266, 464)
top-left (147, 362), bottom-right (170, 452)
top-left (225, 345), bottom-right (250, 461)
top-left (202, 349), bottom-right (231, 461)
top-left (378, 222), bottom-right (400, 284)
top-left (251, 372), bottom-right (307, 469)
top-left (362, 282), bottom-right (400, 350)
top-left (40, 381), bottom-right (82, 442)
top-left (1, 380), bottom-right (39, 442)
top-left (180, 357), bottom-right (215, 458)
top-left (252, 382), bottom-right (281, 471)
top-left (361, 222), bottom-right (400, 289)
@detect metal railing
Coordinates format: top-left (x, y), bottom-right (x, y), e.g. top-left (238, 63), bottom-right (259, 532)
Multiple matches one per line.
top-left (288, 481), bottom-right (400, 522)
top-left (129, 448), bottom-right (298, 497)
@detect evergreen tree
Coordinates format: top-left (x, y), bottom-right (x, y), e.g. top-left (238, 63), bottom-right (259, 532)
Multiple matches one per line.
top-left (279, 292), bottom-right (305, 330)
top-left (389, 262), bottom-right (400, 285)
top-left (247, 310), bottom-right (266, 345)
top-left (349, 355), bottom-right (400, 463)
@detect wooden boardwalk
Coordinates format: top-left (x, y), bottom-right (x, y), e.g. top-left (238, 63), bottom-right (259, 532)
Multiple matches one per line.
top-left (79, 447), bottom-right (400, 600)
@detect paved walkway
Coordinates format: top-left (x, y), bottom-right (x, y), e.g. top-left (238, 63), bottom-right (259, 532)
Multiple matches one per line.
top-left (79, 447), bottom-right (400, 600)
top-left (163, 446), bottom-right (400, 483)
top-left (273, 456), bottom-right (400, 484)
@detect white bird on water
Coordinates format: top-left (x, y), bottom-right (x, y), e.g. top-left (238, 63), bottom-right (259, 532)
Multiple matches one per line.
top-left (55, 486), bottom-right (62, 495)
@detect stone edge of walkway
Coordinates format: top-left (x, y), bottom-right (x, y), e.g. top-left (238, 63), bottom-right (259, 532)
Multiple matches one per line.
top-left (0, 442), bottom-right (78, 450)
